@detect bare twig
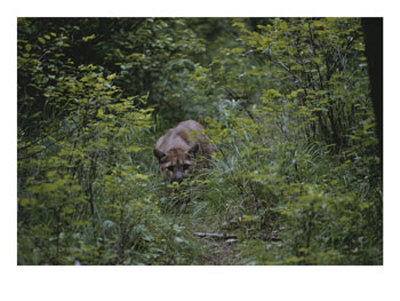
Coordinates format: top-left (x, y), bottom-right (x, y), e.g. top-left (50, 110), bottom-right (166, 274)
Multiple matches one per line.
top-left (194, 232), bottom-right (237, 239)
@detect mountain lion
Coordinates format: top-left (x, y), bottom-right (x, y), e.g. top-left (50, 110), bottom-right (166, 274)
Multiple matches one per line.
top-left (153, 120), bottom-right (214, 183)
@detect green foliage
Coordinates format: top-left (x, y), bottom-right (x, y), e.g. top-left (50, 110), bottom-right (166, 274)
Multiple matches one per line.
top-left (18, 18), bottom-right (382, 265)
top-left (18, 18), bottom-right (199, 264)
top-left (189, 18), bottom-right (381, 264)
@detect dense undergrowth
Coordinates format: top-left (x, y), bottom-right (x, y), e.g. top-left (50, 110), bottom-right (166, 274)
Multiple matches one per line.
top-left (18, 17), bottom-right (382, 265)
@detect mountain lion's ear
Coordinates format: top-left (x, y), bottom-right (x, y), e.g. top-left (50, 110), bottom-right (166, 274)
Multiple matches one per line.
top-left (153, 149), bottom-right (166, 162)
top-left (188, 143), bottom-right (199, 156)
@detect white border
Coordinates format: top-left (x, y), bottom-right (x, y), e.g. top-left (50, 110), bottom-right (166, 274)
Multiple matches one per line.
top-left (10, 0), bottom-right (385, 17)
top-left (2, 1), bottom-right (399, 300)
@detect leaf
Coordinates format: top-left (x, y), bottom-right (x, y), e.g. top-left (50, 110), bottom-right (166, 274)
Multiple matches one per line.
top-left (96, 108), bottom-right (104, 118)
top-left (312, 20), bottom-right (325, 28)
top-left (82, 34), bottom-right (96, 42)
top-left (135, 174), bottom-right (149, 180)
top-left (126, 146), bottom-right (142, 152)
top-left (102, 220), bottom-right (116, 229)
top-left (107, 73), bottom-right (116, 80)
top-left (233, 22), bottom-right (245, 28)
top-left (174, 237), bottom-right (186, 243)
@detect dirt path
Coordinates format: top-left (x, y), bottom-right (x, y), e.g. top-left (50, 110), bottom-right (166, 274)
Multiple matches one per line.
top-left (197, 237), bottom-right (238, 265)
top-left (183, 202), bottom-right (240, 265)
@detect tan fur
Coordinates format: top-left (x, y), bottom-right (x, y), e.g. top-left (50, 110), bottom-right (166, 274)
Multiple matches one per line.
top-left (154, 120), bottom-right (214, 183)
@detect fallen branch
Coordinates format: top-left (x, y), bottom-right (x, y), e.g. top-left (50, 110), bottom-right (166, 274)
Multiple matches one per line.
top-left (194, 232), bottom-right (237, 239)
